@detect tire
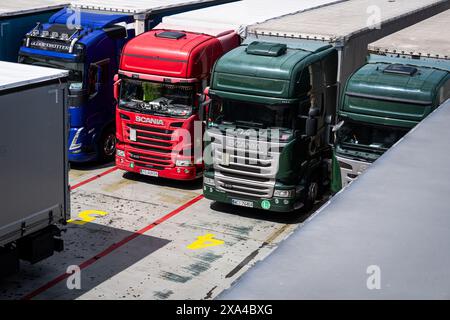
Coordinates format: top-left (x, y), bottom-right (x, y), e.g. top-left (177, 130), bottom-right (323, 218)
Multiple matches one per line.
top-left (303, 174), bottom-right (320, 212)
top-left (98, 127), bottom-right (116, 162)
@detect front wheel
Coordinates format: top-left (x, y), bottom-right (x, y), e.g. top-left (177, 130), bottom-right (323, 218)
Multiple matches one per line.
top-left (303, 175), bottom-right (320, 212)
top-left (98, 127), bottom-right (116, 162)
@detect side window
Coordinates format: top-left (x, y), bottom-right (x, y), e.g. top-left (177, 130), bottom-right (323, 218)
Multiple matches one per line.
top-left (88, 65), bottom-right (98, 96)
top-left (88, 59), bottom-right (110, 96)
top-left (309, 61), bottom-right (325, 115)
top-left (439, 77), bottom-right (450, 104)
top-left (99, 62), bottom-right (110, 85)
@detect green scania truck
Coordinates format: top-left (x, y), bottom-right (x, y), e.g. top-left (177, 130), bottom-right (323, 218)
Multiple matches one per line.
top-left (201, 0), bottom-right (450, 212)
top-left (335, 10), bottom-right (450, 188)
top-left (203, 39), bottom-right (338, 212)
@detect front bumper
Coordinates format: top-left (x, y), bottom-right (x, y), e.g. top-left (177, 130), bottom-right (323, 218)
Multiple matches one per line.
top-left (116, 154), bottom-right (201, 181)
top-left (203, 184), bottom-right (302, 213)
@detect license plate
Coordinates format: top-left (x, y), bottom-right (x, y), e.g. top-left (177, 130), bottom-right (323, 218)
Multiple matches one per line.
top-left (140, 169), bottom-right (159, 177)
top-left (222, 152), bottom-right (230, 166)
top-left (231, 199), bottom-right (253, 208)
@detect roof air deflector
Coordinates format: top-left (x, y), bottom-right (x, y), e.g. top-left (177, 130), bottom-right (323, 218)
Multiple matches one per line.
top-left (246, 41), bottom-right (287, 57)
top-left (384, 64), bottom-right (418, 76)
top-left (156, 31), bottom-right (186, 40)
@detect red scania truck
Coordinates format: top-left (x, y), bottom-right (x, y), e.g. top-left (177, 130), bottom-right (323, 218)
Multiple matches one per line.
top-left (114, 28), bottom-right (239, 180)
top-left (114, 0), bottom-right (339, 180)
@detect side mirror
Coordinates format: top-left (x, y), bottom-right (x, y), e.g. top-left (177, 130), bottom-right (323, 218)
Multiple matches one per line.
top-left (309, 108), bottom-right (320, 117)
top-left (333, 120), bottom-right (345, 132)
top-left (95, 82), bottom-right (103, 92)
top-left (197, 93), bottom-right (206, 104)
top-left (326, 120), bottom-right (344, 146)
top-left (306, 118), bottom-right (318, 137)
top-left (199, 94), bottom-right (211, 122)
top-left (113, 75), bottom-right (121, 106)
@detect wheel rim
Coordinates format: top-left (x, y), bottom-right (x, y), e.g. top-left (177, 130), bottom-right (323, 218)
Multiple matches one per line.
top-left (308, 182), bottom-right (318, 202)
top-left (103, 133), bottom-right (116, 157)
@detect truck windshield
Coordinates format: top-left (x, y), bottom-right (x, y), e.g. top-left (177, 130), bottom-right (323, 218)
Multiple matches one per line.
top-left (18, 55), bottom-right (83, 91)
top-left (119, 79), bottom-right (196, 118)
top-left (336, 121), bottom-right (408, 152)
top-left (208, 98), bottom-right (296, 130)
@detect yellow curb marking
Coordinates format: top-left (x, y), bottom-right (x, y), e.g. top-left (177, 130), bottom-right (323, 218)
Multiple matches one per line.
top-left (68, 210), bottom-right (109, 225)
top-left (187, 233), bottom-right (224, 250)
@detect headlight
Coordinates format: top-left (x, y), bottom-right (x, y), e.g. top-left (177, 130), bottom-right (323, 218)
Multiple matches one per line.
top-left (274, 189), bottom-right (295, 198)
top-left (176, 159), bottom-right (192, 167)
top-left (204, 177), bottom-right (215, 185)
top-left (116, 149), bottom-right (125, 157)
top-left (167, 107), bottom-right (192, 117)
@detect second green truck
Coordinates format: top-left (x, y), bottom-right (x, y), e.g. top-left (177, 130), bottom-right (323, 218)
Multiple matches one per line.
top-left (335, 10), bottom-right (450, 188)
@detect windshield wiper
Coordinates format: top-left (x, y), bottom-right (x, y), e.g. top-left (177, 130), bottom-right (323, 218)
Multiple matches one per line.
top-left (235, 120), bottom-right (265, 129)
top-left (341, 142), bottom-right (385, 153)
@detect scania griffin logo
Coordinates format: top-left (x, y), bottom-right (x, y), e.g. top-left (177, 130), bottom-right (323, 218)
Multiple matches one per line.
top-left (135, 116), bottom-right (164, 125)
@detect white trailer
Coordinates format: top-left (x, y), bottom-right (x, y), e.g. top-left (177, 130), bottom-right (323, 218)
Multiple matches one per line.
top-left (0, 62), bottom-right (68, 276)
top-left (368, 8), bottom-right (450, 64)
top-left (246, 0), bottom-right (450, 95)
top-left (156, 0), bottom-right (346, 37)
top-left (70, 0), bottom-right (239, 35)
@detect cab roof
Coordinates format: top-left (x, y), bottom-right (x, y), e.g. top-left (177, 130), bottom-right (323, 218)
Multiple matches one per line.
top-left (211, 39), bottom-right (334, 101)
top-left (123, 29), bottom-right (215, 63)
top-left (50, 8), bottom-right (131, 29)
top-left (346, 61), bottom-right (449, 105)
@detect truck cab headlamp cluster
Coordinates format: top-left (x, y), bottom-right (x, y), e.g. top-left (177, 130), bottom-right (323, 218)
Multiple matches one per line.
top-left (204, 177), bottom-right (215, 185)
top-left (274, 189), bottom-right (295, 198)
top-left (176, 160), bottom-right (192, 167)
top-left (116, 150), bottom-right (125, 157)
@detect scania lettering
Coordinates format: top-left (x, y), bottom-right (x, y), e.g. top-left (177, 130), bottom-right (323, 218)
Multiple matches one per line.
top-left (135, 116), bottom-right (165, 125)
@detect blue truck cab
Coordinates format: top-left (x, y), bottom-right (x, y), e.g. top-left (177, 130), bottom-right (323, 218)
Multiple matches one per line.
top-left (19, 8), bottom-right (134, 162)
top-left (17, 8), bottom-right (135, 162)
top-left (18, 8), bottom-right (134, 162)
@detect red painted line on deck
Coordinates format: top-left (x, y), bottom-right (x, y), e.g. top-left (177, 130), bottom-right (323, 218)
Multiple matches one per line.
top-left (21, 194), bottom-right (205, 300)
top-left (70, 167), bottom-right (119, 190)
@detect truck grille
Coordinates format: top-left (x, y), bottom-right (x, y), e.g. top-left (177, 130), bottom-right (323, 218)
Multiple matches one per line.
top-left (208, 130), bottom-right (286, 199)
top-left (125, 124), bottom-right (177, 168)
